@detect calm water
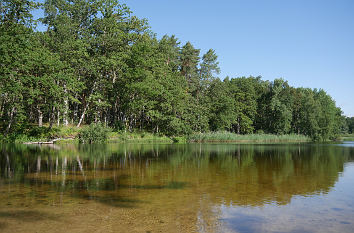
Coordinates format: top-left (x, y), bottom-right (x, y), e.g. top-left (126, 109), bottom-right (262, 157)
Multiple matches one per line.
top-left (0, 143), bottom-right (354, 233)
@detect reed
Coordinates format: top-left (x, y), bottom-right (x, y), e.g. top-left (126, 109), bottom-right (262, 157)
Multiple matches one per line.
top-left (188, 131), bottom-right (310, 143)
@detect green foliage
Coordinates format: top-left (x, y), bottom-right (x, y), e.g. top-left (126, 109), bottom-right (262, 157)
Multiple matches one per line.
top-left (78, 124), bottom-right (110, 144)
top-left (229, 77), bottom-right (259, 134)
top-left (180, 42), bottom-right (200, 95)
top-left (200, 49), bottom-right (220, 88)
top-left (346, 117), bottom-right (354, 134)
top-left (207, 79), bottom-right (235, 131)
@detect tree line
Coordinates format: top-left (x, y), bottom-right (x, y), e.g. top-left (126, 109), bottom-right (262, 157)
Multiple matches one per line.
top-left (0, 0), bottom-right (350, 141)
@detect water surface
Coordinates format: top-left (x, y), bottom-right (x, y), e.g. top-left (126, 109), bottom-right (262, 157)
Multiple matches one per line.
top-left (0, 143), bottom-right (354, 232)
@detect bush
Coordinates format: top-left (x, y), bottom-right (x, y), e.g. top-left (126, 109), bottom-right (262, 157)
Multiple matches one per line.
top-left (78, 123), bottom-right (110, 144)
top-left (172, 136), bottom-right (187, 143)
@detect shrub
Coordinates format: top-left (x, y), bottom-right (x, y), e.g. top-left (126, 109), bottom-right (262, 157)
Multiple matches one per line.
top-left (78, 123), bottom-right (109, 144)
top-left (172, 136), bottom-right (187, 143)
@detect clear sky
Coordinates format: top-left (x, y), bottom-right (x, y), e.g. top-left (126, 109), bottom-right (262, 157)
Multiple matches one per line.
top-left (33, 0), bottom-right (354, 116)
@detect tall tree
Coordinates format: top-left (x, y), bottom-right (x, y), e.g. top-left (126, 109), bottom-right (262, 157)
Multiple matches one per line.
top-left (207, 79), bottom-right (236, 131)
top-left (0, 0), bottom-right (38, 134)
top-left (200, 49), bottom-right (220, 90)
top-left (229, 77), bottom-right (258, 134)
top-left (180, 42), bottom-right (200, 95)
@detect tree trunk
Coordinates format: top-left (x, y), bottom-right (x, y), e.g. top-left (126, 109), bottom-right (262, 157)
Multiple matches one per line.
top-left (96, 99), bottom-right (101, 123)
top-left (38, 107), bottom-right (43, 127)
top-left (77, 103), bottom-right (88, 128)
top-left (113, 71), bottom-right (117, 83)
top-left (236, 118), bottom-right (240, 134)
top-left (5, 107), bottom-right (16, 136)
top-left (49, 106), bottom-right (55, 129)
top-left (0, 100), bottom-right (4, 118)
top-left (57, 110), bottom-right (60, 126)
top-left (124, 117), bottom-right (128, 133)
top-left (73, 94), bottom-right (78, 124)
top-left (63, 84), bottom-right (69, 126)
top-left (77, 82), bottom-right (97, 128)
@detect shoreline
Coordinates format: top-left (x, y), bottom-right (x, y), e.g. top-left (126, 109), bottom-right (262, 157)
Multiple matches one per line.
top-left (3, 126), bottom-right (347, 144)
top-left (9, 133), bottom-right (311, 145)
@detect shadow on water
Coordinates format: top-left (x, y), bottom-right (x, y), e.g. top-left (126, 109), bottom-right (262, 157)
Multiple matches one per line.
top-left (0, 210), bottom-right (62, 222)
top-left (0, 222), bottom-right (7, 230)
top-left (20, 174), bottom-right (189, 208)
top-left (76, 193), bottom-right (140, 208)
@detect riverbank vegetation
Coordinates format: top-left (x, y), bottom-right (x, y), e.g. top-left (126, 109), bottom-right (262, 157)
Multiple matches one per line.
top-left (0, 0), bottom-right (351, 142)
top-left (0, 123), bottom-right (175, 143)
top-left (340, 134), bottom-right (354, 141)
top-left (78, 123), bottom-right (109, 144)
top-left (188, 132), bottom-right (310, 143)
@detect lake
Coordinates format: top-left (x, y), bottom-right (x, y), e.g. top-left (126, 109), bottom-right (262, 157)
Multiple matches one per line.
top-left (0, 143), bottom-right (354, 233)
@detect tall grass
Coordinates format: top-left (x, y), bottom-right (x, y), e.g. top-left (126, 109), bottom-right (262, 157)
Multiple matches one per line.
top-left (340, 134), bottom-right (354, 141)
top-left (108, 131), bottom-right (173, 143)
top-left (188, 131), bottom-right (310, 143)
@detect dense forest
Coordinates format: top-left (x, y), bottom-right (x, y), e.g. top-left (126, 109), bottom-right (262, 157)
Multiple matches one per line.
top-left (0, 0), bottom-right (350, 141)
top-left (346, 117), bottom-right (354, 134)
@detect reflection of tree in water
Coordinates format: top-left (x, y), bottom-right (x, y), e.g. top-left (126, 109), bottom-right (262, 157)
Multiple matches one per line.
top-left (166, 144), bottom-right (354, 206)
top-left (1, 143), bottom-right (354, 209)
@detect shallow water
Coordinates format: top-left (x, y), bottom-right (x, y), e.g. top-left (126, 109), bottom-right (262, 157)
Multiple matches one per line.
top-left (0, 143), bottom-right (354, 233)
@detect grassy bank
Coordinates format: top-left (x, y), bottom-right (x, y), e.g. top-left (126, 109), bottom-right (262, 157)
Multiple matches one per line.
top-left (340, 134), bottom-right (354, 141)
top-left (0, 125), bottom-right (81, 143)
top-left (1, 125), bottom-right (311, 144)
top-left (107, 131), bottom-right (173, 143)
top-left (0, 124), bottom-right (173, 144)
top-left (188, 131), bottom-right (310, 143)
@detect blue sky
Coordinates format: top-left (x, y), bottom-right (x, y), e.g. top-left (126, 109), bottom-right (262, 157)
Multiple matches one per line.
top-left (33, 0), bottom-right (354, 116)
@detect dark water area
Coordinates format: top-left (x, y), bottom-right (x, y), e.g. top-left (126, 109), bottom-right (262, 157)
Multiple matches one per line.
top-left (0, 142), bottom-right (354, 232)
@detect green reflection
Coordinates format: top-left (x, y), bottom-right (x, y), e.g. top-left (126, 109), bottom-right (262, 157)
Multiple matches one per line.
top-left (1, 143), bottom-right (353, 207)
